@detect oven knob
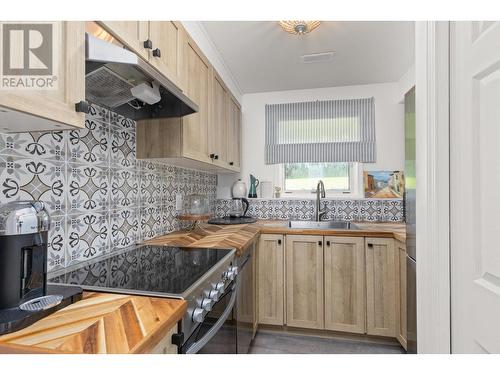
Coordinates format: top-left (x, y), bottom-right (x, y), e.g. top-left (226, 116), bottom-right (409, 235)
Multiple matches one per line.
top-left (200, 298), bottom-right (214, 312)
top-left (192, 307), bottom-right (206, 323)
top-left (205, 288), bottom-right (220, 302)
top-left (225, 270), bottom-right (236, 281)
top-left (229, 266), bottom-right (239, 276)
top-left (213, 281), bottom-right (225, 293)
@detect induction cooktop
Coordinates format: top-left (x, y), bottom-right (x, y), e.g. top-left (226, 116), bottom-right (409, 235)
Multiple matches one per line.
top-left (48, 245), bottom-right (234, 298)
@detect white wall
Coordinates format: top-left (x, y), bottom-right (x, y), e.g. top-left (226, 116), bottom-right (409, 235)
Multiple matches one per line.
top-left (218, 82), bottom-right (405, 199)
top-left (397, 64), bottom-right (416, 103)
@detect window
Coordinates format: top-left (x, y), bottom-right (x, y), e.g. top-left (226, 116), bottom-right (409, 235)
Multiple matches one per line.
top-left (283, 162), bottom-right (359, 196)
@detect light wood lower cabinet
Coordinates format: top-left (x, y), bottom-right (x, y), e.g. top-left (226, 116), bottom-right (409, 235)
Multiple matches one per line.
top-left (286, 235), bottom-right (324, 330)
top-left (396, 240), bottom-right (407, 349)
top-left (0, 21), bottom-right (85, 132)
top-left (324, 236), bottom-right (366, 334)
top-left (148, 325), bottom-right (178, 354)
top-left (365, 237), bottom-right (397, 337)
top-left (257, 234), bottom-right (284, 325)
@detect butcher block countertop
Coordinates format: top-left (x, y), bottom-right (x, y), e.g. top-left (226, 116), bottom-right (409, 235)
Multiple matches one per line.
top-left (0, 292), bottom-right (186, 354)
top-left (144, 220), bottom-right (406, 255)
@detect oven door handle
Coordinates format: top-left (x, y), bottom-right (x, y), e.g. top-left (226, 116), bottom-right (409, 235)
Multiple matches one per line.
top-left (185, 285), bottom-right (237, 354)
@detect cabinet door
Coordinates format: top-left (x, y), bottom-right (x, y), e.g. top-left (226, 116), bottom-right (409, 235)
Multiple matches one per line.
top-left (226, 95), bottom-right (241, 170)
top-left (365, 237), bottom-right (397, 337)
top-left (148, 325), bottom-right (178, 354)
top-left (257, 234), bottom-right (284, 325)
top-left (324, 236), bottom-right (366, 334)
top-left (286, 235), bottom-right (324, 329)
top-left (396, 240), bottom-right (407, 349)
top-left (210, 72), bottom-right (228, 164)
top-left (0, 21), bottom-right (85, 132)
top-left (99, 21), bottom-right (149, 59)
top-left (180, 32), bottom-right (211, 163)
top-left (148, 21), bottom-right (182, 87)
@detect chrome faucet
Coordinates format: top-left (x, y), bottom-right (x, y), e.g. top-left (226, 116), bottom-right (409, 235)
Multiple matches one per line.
top-left (315, 180), bottom-right (326, 221)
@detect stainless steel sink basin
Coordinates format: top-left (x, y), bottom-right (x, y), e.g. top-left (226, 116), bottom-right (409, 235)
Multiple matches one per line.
top-left (288, 221), bottom-right (358, 230)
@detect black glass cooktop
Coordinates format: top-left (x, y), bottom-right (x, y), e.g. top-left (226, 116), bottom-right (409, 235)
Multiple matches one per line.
top-left (48, 245), bottom-right (233, 296)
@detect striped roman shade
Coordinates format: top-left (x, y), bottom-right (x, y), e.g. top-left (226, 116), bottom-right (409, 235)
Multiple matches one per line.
top-left (265, 97), bottom-right (376, 164)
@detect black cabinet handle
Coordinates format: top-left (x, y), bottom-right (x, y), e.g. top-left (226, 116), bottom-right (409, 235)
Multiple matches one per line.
top-left (214, 154), bottom-right (219, 160)
top-left (153, 48), bottom-right (161, 57)
top-left (326, 241), bottom-right (331, 247)
top-left (229, 162), bottom-right (234, 166)
top-left (277, 239), bottom-right (282, 245)
top-left (209, 153), bottom-right (215, 159)
top-left (143, 39), bottom-right (153, 49)
top-left (318, 241), bottom-right (322, 246)
top-left (367, 243), bottom-right (373, 248)
top-left (75, 100), bottom-right (90, 114)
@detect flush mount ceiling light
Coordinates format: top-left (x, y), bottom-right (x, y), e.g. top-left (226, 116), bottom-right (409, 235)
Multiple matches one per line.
top-left (279, 21), bottom-right (321, 35)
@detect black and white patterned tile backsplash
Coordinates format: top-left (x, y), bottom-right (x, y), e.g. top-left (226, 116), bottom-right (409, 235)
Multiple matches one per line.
top-left (215, 198), bottom-right (403, 222)
top-left (0, 105), bottom-right (217, 272)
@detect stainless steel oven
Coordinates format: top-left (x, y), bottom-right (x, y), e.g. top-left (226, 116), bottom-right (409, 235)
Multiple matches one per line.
top-left (181, 278), bottom-right (237, 354)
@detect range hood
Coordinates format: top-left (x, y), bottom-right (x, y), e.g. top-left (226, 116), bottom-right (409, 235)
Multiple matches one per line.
top-left (85, 33), bottom-right (198, 120)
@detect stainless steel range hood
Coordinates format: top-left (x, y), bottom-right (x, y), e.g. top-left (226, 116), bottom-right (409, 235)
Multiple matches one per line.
top-left (85, 33), bottom-right (198, 120)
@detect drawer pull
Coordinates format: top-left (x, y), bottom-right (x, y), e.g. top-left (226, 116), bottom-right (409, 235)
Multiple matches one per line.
top-left (326, 241), bottom-right (331, 247)
top-left (277, 239), bottom-right (281, 245)
top-left (153, 48), bottom-right (161, 58)
top-left (143, 39), bottom-right (153, 49)
top-left (367, 243), bottom-right (373, 248)
top-left (318, 241), bottom-right (322, 246)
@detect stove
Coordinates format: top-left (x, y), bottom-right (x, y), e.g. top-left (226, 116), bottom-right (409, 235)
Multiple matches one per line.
top-left (48, 244), bottom-right (237, 351)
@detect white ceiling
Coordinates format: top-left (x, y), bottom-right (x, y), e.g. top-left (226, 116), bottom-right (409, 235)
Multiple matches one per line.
top-left (201, 21), bottom-right (415, 94)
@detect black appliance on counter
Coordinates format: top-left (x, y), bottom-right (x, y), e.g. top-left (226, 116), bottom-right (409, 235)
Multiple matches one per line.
top-left (49, 244), bottom-right (243, 354)
top-left (0, 201), bottom-right (82, 335)
top-left (208, 198), bottom-right (257, 225)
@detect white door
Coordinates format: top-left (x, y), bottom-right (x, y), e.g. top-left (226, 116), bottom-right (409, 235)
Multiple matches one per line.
top-left (450, 21), bottom-right (500, 353)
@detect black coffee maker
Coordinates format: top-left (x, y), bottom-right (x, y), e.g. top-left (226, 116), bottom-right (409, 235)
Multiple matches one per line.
top-left (0, 201), bottom-right (82, 335)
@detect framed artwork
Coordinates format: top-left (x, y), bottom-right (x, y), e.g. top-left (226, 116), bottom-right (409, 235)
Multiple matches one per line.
top-left (364, 171), bottom-right (405, 198)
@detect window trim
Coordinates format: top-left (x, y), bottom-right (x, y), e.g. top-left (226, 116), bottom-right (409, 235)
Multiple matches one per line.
top-left (279, 162), bottom-right (363, 199)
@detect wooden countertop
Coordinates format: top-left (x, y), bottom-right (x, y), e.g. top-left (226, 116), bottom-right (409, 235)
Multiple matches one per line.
top-left (0, 292), bottom-right (186, 354)
top-left (144, 220), bottom-right (406, 254)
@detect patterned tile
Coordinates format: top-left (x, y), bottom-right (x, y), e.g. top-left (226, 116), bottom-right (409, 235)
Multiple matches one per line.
top-left (140, 206), bottom-right (162, 241)
top-left (110, 168), bottom-right (139, 209)
top-left (67, 163), bottom-right (109, 214)
top-left (47, 215), bottom-right (66, 271)
top-left (110, 208), bottom-right (140, 250)
top-left (214, 198), bottom-right (404, 222)
top-left (0, 155), bottom-right (66, 216)
top-left (110, 125), bottom-right (137, 170)
top-left (66, 212), bottom-right (110, 266)
top-left (0, 131), bottom-right (66, 161)
top-left (67, 118), bottom-right (109, 165)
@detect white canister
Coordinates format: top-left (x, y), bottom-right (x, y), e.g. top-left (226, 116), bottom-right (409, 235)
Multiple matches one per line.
top-left (260, 181), bottom-right (273, 199)
top-left (232, 179), bottom-right (247, 198)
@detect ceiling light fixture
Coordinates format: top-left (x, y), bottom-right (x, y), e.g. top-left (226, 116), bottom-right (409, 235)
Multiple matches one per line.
top-left (279, 21), bottom-right (321, 35)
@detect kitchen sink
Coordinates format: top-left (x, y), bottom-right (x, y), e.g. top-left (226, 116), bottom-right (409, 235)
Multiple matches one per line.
top-left (288, 221), bottom-right (359, 230)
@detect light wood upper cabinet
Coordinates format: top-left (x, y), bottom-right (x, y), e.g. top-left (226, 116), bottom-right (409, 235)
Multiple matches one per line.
top-left (396, 240), bottom-right (407, 350)
top-left (365, 237), bottom-right (397, 337)
top-left (210, 71), bottom-right (228, 165)
top-left (100, 21), bottom-right (182, 88)
top-left (226, 95), bottom-right (241, 169)
top-left (324, 236), bottom-right (366, 334)
top-left (179, 32), bottom-right (211, 163)
top-left (286, 235), bottom-right (324, 330)
top-left (257, 234), bottom-right (285, 326)
top-left (148, 21), bottom-right (182, 87)
top-left (0, 21), bottom-right (85, 132)
top-left (98, 21), bottom-right (149, 59)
